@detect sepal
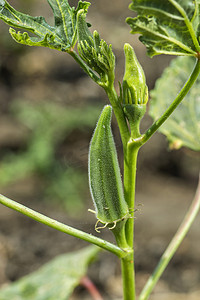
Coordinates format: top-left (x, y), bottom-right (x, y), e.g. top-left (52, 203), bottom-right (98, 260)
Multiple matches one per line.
top-left (123, 104), bottom-right (146, 138)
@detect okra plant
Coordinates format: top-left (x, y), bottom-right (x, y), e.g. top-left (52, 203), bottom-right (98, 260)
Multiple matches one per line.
top-left (0, 0), bottom-right (200, 299)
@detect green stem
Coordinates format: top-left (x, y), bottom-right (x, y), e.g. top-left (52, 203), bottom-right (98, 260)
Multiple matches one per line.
top-left (0, 193), bottom-right (127, 258)
top-left (124, 143), bottom-right (139, 246)
top-left (105, 85), bottom-right (130, 148)
top-left (141, 58), bottom-right (200, 145)
top-left (69, 50), bottom-right (100, 83)
top-left (121, 251), bottom-right (135, 300)
top-left (121, 142), bottom-right (139, 300)
top-left (139, 175), bottom-right (200, 300)
top-left (112, 223), bottom-right (129, 250)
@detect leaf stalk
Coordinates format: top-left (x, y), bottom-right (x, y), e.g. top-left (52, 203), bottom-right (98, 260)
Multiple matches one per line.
top-left (0, 193), bottom-right (127, 258)
top-left (141, 58), bottom-right (200, 144)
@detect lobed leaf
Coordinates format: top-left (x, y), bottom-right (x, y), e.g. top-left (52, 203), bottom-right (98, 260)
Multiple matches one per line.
top-left (0, 246), bottom-right (99, 300)
top-left (127, 0), bottom-right (200, 57)
top-left (0, 0), bottom-right (90, 51)
top-left (150, 56), bottom-right (200, 151)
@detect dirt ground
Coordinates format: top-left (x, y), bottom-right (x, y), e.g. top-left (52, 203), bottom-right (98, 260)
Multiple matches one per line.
top-left (0, 0), bottom-right (200, 299)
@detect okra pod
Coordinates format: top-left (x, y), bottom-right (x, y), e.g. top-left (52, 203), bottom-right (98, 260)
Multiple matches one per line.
top-left (89, 105), bottom-right (129, 232)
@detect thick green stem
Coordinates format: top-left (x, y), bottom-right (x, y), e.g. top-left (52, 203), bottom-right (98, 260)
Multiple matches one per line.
top-left (121, 142), bottom-right (139, 300)
top-left (141, 58), bottom-right (200, 145)
top-left (105, 85), bottom-right (130, 147)
top-left (0, 193), bottom-right (127, 258)
top-left (124, 143), bottom-right (139, 246)
top-left (112, 223), bottom-right (129, 250)
top-left (139, 175), bottom-right (200, 300)
top-left (121, 251), bottom-right (135, 300)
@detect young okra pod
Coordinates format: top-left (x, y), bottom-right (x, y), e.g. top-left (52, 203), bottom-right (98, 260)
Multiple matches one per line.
top-left (89, 105), bottom-right (130, 232)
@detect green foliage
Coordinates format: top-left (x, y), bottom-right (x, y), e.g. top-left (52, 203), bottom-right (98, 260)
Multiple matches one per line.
top-left (0, 100), bottom-right (101, 212)
top-left (127, 0), bottom-right (200, 57)
top-left (89, 106), bottom-right (129, 232)
top-left (0, 0), bottom-right (90, 51)
top-left (150, 56), bottom-right (200, 151)
top-left (0, 246), bottom-right (99, 300)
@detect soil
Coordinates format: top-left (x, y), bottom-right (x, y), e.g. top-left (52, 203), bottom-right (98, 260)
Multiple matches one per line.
top-left (0, 1), bottom-right (200, 299)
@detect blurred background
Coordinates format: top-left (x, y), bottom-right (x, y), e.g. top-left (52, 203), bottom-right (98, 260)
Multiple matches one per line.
top-left (0, 0), bottom-right (200, 299)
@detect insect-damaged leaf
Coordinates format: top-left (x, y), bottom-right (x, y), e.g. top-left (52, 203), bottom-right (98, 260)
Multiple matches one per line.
top-left (0, 0), bottom-right (90, 51)
top-left (150, 56), bottom-right (200, 151)
top-left (127, 0), bottom-right (200, 57)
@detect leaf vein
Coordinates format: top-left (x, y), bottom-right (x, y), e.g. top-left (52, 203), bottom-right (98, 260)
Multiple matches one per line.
top-left (134, 5), bottom-right (184, 21)
top-left (135, 20), bottom-right (196, 55)
top-left (55, 0), bottom-right (69, 41)
top-left (168, 0), bottom-right (200, 51)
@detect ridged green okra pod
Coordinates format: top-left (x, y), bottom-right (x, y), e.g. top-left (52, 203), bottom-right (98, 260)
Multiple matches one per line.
top-left (89, 105), bottom-right (130, 232)
top-left (77, 10), bottom-right (115, 84)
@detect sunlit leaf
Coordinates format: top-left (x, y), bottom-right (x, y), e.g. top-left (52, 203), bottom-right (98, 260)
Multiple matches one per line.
top-left (150, 56), bottom-right (200, 151)
top-left (0, 0), bottom-right (90, 51)
top-left (0, 246), bottom-right (100, 300)
top-left (127, 0), bottom-right (200, 57)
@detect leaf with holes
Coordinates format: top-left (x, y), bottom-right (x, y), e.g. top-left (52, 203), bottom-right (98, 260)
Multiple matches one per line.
top-left (0, 0), bottom-right (90, 51)
top-left (127, 0), bottom-right (200, 57)
top-left (150, 56), bottom-right (200, 151)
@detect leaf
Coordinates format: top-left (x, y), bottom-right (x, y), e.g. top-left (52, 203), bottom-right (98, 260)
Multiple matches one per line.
top-left (0, 0), bottom-right (90, 51)
top-left (126, 0), bottom-right (200, 57)
top-left (0, 246), bottom-right (100, 300)
top-left (149, 56), bottom-right (200, 151)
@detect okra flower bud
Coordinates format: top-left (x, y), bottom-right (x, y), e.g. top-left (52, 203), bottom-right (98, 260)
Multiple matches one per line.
top-left (122, 43), bottom-right (148, 138)
top-left (89, 105), bottom-right (130, 232)
top-left (122, 43), bottom-right (148, 105)
top-left (77, 10), bottom-right (115, 82)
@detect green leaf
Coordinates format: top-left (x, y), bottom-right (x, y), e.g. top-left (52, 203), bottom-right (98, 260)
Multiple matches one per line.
top-left (0, 0), bottom-right (90, 51)
top-left (127, 0), bottom-right (200, 57)
top-left (149, 56), bottom-right (200, 151)
top-left (0, 246), bottom-right (100, 300)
